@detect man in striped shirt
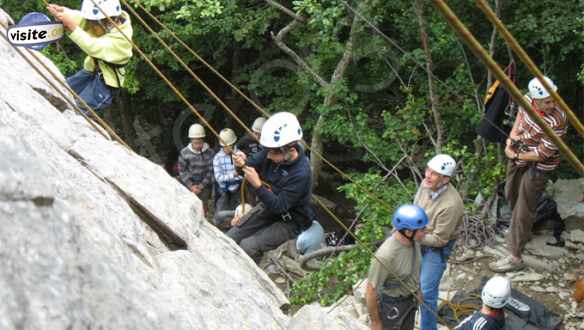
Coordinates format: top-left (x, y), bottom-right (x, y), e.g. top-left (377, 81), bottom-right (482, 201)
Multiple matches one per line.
top-left (489, 76), bottom-right (567, 273)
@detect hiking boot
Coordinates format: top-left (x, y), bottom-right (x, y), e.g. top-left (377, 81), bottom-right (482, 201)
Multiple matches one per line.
top-left (489, 255), bottom-right (525, 273)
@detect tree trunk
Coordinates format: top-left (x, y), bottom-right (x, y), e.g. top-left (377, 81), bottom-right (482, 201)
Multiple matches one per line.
top-left (414, 0), bottom-right (442, 153)
top-left (270, 5), bottom-right (360, 189)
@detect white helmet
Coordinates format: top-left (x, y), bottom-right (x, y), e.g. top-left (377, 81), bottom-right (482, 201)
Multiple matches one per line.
top-left (427, 154), bottom-right (457, 177)
top-left (219, 128), bottom-right (237, 147)
top-left (235, 203), bottom-right (253, 218)
top-left (528, 76), bottom-right (557, 100)
top-left (81, 0), bottom-right (122, 20)
top-left (482, 276), bottom-right (511, 309)
top-left (260, 112), bottom-right (303, 148)
top-left (252, 117), bottom-right (267, 133)
top-left (188, 124), bottom-right (205, 139)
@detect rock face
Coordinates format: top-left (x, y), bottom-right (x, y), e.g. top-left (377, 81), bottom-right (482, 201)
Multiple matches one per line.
top-left (551, 178), bottom-right (584, 225)
top-left (0, 10), bottom-right (294, 329)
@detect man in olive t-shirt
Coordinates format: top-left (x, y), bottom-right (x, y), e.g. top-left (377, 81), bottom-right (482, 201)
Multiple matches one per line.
top-left (366, 205), bottom-right (428, 330)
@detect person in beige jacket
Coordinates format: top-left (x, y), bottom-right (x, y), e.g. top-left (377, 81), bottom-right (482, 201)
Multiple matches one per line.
top-left (414, 154), bottom-right (464, 330)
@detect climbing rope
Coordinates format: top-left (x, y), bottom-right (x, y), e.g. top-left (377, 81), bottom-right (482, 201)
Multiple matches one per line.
top-left (475, 0), bottom-right (584, 138)
top-left (28, 1), bottom-right (478, 326)
top-left (79, 2), bottom-right (477, 326)
top-left (122, 0), bottom-right (414, 213)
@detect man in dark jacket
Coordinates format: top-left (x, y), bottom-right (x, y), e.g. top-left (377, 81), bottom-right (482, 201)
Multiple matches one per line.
top-left (455, 276), bottom-right (510, 330)
top-left (227, 112), bottom-right (314, 263)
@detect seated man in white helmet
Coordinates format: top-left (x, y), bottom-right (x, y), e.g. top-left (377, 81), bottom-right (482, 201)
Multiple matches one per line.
top-left (47, 0), bottom-right (132, 111)
top-left (454, 276), bottom-right (511, 330)
top-left (229, 112), bottom-right (315, 263)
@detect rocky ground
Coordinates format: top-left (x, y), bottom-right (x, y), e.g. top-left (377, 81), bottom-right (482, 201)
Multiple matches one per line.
top-left (441, 225), bottom-right (584, 330)
top-left (266, 178), bottom-right (584, 329)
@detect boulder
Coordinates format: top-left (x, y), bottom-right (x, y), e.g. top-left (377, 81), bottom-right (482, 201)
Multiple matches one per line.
top-left (551, 178), bottom-right (584, 226)
top-left (0, 8), bottom-right (294, 329)
top-left (288, 300), bottom-right (368, 330)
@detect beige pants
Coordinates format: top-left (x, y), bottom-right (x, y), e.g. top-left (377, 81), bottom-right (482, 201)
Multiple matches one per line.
top-left (505, 161), bottom-right (548, 257)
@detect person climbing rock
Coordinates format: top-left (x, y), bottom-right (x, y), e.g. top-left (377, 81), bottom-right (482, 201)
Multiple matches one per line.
top-left (46, 0), bottom-right (132, 111)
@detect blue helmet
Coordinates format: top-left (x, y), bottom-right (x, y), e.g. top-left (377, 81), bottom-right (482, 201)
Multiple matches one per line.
top-left (392, 204), bottom-right (429, 231)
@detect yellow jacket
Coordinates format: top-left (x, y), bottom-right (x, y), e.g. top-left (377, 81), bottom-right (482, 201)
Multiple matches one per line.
top-left (68, 10), bottom-right (133, 88)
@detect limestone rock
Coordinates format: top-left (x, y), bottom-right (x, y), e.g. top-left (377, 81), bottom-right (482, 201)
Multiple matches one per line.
top-left (0, 8), bottom-right (294, 329)
top-left (525, 234), bottom-right (568, 257)
top-left (508, 272), bottom-right (545, 282)
top-left (551, 178), bottom-right (584, 224)
top-left (289, 300), bottom-right (368, 330)
top-left (570, 229), bottom-right (584, 244)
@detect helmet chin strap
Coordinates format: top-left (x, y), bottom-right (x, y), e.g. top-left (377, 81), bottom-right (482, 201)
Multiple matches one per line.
top-left (399, 229), bottom-right (417, 241)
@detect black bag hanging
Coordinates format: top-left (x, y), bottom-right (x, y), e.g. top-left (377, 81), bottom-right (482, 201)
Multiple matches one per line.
top-left (476, 63), bottom-right (515, 144)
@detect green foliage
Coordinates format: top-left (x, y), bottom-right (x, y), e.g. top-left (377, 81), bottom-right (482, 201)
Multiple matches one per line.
top-left (1, 0), bottom-right (581, 308)
top-left (290, 173), bottom-right (416, 305)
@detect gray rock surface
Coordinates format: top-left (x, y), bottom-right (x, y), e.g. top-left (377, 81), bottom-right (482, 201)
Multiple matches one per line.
top-left (0, 9), bottom-right (301, 329)
top-left (551, 178), bottom-right (584, 224)
top-left (0, 8), bottom-right (14, 27)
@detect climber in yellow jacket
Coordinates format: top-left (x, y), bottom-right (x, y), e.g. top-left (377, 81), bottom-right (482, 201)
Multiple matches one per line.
top-left (47, 0), bottom-right (133, 111)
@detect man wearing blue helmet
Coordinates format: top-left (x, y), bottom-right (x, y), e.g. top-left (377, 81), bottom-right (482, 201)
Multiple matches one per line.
top-left (366, 204), bottom-right (428, 330)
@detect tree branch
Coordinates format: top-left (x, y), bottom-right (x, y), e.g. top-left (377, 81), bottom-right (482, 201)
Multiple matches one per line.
top-left (271, 20), bottom-right (329, 88)
top-left (264, 0), bottom-right (307, 22)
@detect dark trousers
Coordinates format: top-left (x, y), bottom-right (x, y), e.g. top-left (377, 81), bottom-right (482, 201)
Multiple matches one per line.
top-left (379, 294), bottom-right (417, 330)
top-left (226, 208), bottom-right (301, 264)
top-left (215, 189), bottom-right (240, 213)
top-left (505, 162), bottom-right (548, 257)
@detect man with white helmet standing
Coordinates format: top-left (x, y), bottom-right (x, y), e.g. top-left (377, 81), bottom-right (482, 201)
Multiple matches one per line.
top-left (454, 276), bottom-right (511, 330)
top-left (228, 112), bottom-right (315, 263)
top-left (415, 154), bottom-right (464, 330)
top-left (213, 128), bottom-right (242, 213)
top-left (237, 117), bottom-right (267, 156)
top-left (489, 76), bottom-right (567, 273)
top-left (178, 124), bottom-right (215, 209)
top-left (47, 0), bottom-right (132, 111)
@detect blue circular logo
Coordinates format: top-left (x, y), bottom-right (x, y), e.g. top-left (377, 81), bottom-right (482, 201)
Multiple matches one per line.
top-left (17, 12), bottom-right (52, 50)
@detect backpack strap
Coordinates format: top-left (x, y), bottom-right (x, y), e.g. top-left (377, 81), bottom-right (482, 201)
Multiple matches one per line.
top-left (92, 57), bottom-right (127, 88)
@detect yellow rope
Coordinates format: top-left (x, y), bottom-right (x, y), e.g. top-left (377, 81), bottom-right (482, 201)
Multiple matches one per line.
top-left (124, 0), bottom-right (409, 229)
top-left (36, 2), bottom-right (461, 326)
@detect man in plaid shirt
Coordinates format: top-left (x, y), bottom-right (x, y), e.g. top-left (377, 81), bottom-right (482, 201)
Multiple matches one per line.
top-left (179, 124), bottom-right (215, 210)
top-left (214, 128), bottom-right (242, 213)
top-left (489, 76), bottom-right (567, 273)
